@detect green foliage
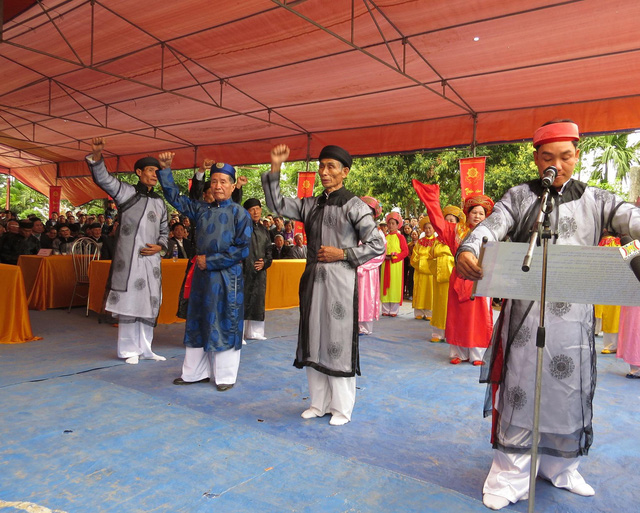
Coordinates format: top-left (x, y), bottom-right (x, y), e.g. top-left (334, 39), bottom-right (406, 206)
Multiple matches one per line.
top-left (578, 134), bottom-right (640, 183)
top-left (0, 175), bottom-right (49, 219)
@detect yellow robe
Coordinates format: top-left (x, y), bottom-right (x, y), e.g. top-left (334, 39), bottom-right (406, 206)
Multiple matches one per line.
top-left (410, 236), bottom-right (435, 310)
top-left (428, 240), bottom-right (454, 330)
top-left (381, 233), bottom-right (406, 303)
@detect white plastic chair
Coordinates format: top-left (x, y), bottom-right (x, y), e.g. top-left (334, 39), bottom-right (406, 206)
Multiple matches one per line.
top-left (68, 237), bottom-right (100, 315)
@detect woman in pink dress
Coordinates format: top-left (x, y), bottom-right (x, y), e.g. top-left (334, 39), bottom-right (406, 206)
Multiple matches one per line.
top-left (617, 305), bottom-right (640, 378)
top-left (357, 196), bottom-right (387, 335)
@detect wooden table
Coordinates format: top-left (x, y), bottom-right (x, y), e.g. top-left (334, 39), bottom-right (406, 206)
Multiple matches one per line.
top-left (0, 264), bottom-right (40, 343)
top-left (17, 255), bottom-right (87, 311)
top-left (87, 258), bottom-right (307, 323)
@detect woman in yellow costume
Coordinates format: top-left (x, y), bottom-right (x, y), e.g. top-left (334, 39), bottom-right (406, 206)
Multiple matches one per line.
top-left (380, 212), bottom-right (409, 317)
top-left (597, 232), bottom-right (622, 354)
top-left (427, 205), bottom-right (460, 342)
top-left (410, 216), bottom-right (436, 320)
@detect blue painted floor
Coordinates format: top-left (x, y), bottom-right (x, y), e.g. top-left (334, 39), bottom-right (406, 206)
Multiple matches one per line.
top-left (0, 305), bottom-right (638, 512)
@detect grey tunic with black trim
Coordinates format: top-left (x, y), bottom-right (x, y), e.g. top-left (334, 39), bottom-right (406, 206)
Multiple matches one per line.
top-left (262, 171), bottom-right (385, 377)
top-left (87, 156), bottom-right (168, 325)
top-left (459, 178), bottom-right (640, 457)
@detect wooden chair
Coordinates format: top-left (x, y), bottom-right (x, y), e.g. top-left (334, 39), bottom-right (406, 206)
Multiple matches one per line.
top-left (68, 237), bottom-right (100, 315)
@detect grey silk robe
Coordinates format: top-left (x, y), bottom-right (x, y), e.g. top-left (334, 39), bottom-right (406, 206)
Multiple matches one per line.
top-left (262, 171), bottom-right (386, 377)
top-left (86, 157), bottom-right (168, 325)
top-left (459, 178), bottom-right (640, 457)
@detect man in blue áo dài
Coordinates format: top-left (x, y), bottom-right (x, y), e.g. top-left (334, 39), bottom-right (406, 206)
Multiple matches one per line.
top-left (157, 153), bottom-right (252, 391)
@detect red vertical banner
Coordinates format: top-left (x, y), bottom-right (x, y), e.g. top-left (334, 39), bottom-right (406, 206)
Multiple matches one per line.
top-left (49, 185), bottom-right (62, 215)
top-left (295, 171), bottom-right (316, 242)
top-left (459, 157), bottom-right (486, 202)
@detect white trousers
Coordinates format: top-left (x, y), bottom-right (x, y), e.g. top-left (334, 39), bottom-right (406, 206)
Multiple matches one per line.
top-left (117, 321), bottom-right (155, 359)
top-left (181, 346), bottom-right (241, 385)
top-left (381, 303), bottom-right (400, 315)
top-left (244, 320), bottom-right (265, 339)
top-left (603, 332), bottom-right (618, 351)
top-left (449, 344), bottom-right (485, 361)
top-left (306, 367), bottom-right (356, 422)
top-left (414, 308), bottom-right (431, 318)
top-left (359, 321), bottom-right (373, 334)
top-left (483, 449), bottom-right (586, 503)
top-left (431, 327), bottom-right (445, 339)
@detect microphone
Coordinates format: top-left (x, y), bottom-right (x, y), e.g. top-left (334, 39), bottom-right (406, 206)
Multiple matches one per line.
top-left (620, 236), bottom-right (640, 283)
top-left (540, 166), bottom-right (558, 188)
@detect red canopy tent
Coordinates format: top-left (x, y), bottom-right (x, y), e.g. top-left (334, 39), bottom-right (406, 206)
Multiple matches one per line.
top-left (2, 0), bottom-right (640, 205)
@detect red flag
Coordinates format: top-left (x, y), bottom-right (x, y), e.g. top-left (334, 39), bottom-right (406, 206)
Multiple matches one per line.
top-left (296, 171), bottom-right (316, 199)
top-left (295, 171), bottom-right (316, 243)
top-left (459, 157), bottom-right (486, 202)
top-left (49, 186), bottom-right (62, 215)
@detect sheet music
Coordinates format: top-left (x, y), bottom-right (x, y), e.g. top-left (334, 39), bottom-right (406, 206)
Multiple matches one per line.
top-left (474, 241), bottom-right (640, 306)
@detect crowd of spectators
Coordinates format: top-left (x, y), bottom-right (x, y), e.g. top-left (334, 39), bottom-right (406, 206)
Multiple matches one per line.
top-left (0, 207), bottom-right (118, 264)
top-left (0, 204), bottom-right (311, 266)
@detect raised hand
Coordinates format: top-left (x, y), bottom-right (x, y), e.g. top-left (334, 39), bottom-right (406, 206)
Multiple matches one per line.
top-left (158, 152), bottom-right (175, 170)
top-left (91, 137), bottom-right (106, 161)
top-left (270, 144), bottom-right (290, 172)
top-left (201, 158), bottom-right (215, 170)
top-left (236, 175), bottom-right (248, 188)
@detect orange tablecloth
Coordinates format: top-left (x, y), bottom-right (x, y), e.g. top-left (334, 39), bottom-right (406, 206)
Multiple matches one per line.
top-left (265, 259), bottom-right (306, 311)
top-left (87, 258), bottom-right (305, 322)
top-left (88, 259), bottom-right (188, 324)
top-left (17, 255), bottom-right (87, 311)
top-left (0, 264), bottom-right (39, 344)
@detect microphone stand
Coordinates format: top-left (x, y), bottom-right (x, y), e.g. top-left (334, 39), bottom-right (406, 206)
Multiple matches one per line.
top-left (521, 187), bottom-right (555, 513)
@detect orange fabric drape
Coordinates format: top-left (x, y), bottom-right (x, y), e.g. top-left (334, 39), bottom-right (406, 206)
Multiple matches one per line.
top-left (0, 264), bottom-right (41, 344)
top-left (18, 255), bottom-right (86, 310)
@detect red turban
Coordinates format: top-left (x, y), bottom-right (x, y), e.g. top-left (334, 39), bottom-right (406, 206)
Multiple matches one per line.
top-left (464, 195), bottom-right (494, 216)
top-left (386, 212), bottom-right (403, 226)
top-left (533, 122), bottom-right (580, 148)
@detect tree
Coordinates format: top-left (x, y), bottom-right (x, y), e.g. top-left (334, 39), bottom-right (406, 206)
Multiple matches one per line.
top-left (578, 134), bottom-right (640, 183)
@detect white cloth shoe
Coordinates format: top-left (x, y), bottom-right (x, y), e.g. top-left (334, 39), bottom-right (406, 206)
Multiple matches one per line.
top-left (301, 408), bottom-right (322, 419)
top-left (329, 414), bottom-right (350, 426)
top-left (482, 493), bottom-right (510, 510)
top-left (125, 356), bottom-right (139, 365)
top-left (566, 481), bottom-right (594, 497)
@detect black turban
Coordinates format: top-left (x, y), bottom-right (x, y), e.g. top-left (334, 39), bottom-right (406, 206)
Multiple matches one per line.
top-left (243, 198), bottom-right (261, 210)
top-left (19, 220), bottom-right (34, 229)
top-left (318, 145), bottom-right (352, 168)
top-left (134, 156), bottom-right (162, 171)
top-left (89, 222), bottom-right (101, 229)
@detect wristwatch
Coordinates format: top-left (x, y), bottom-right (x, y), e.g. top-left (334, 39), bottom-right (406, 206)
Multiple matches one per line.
top-left (159, 246), bottom-right (167, 257)
top-left (343, 249), bottom-right (348, 261)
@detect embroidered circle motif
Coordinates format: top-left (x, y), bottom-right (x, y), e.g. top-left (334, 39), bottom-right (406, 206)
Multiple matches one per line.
top-left (323, 211), bottom-right (338, 227)
top-left (121, 224), bottom-right (133, 236)
top-left (114, 259), bottom-right (125, 272)
top-left (549, 302), bottom-right (571, 317)
top-left (152, 266), bottom-right (161, 279)
top-left (328, 342), bottom-right (343, 359)
top-left (134, 278), bottom-right (146, 290)
top-left (339, 260), bottom-right (352, 270)
top-left (108, 291), bottom-right (120, 304)
top-left (507, 386), bottom-right (527, 411)
top-left (557, 216), bottom-right (578, 238)
top-left (314, 266), bottom-right (327, 282)
top-left (147, 211), bottom-right (157, 223)
top-left (512, 325), bottom-right (530, 348)
top-left (150, 296), bottom-right (160, 309)
top-left (482, 214), bottom-right (502, 233)
top-left (331, 301), bottom-right (346, 320)
top-left (591, 188), bottom-right (606, 202)
top-left (549, 354), bottom-right (575, 380)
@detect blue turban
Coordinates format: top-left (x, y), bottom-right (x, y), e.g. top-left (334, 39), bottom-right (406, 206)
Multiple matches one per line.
top-left (210, 162), bottom-right (236, 182)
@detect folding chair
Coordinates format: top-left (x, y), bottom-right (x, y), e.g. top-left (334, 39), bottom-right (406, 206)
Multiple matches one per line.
top-left (68, 237), bottom-right (100, 315)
